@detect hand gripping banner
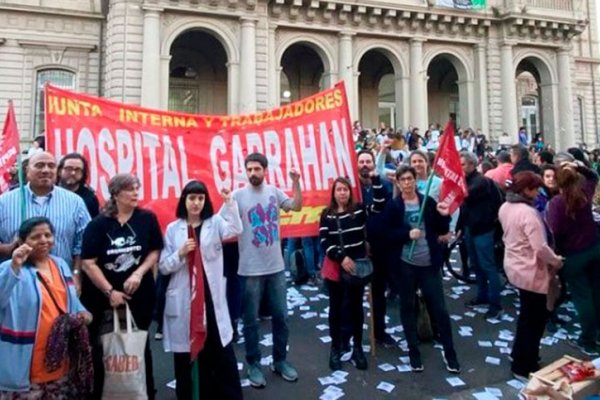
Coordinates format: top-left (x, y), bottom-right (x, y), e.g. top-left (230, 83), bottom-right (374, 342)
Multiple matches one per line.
top-left (45, 82), bottom-right (359, 237)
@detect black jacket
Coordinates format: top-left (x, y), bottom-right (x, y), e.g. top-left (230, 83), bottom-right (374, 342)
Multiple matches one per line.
top-left (382, 193), bottom-right (450, 269)
top-left (457, 171), bottom-right (502, 236)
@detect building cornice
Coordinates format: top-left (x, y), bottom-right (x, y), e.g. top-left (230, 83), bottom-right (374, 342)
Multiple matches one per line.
top-left (575, 57), bottom-right (600, 65)
top-left (17, 39), bottom-right (97, 52)
top-left (266, 0), bottom-right (586, 44)
top-left (0, 5), bottom-right (105, 20)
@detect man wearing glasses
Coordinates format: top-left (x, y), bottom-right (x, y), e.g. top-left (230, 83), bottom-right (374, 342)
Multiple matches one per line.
top-left (58, 152), bottom-right (100, 218)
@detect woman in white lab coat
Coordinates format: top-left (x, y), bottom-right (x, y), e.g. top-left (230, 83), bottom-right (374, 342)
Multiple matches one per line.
top-left (159, 180), bottom-right (243, 400)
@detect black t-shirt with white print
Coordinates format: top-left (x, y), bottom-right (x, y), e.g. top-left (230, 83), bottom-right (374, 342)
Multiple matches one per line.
top-left (80, 208), bottom-right (163, 328)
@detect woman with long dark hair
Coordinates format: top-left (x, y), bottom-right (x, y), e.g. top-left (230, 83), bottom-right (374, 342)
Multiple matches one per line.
top-left (159, 180), bottom-right (243, 399)
top-left (547, 161), bottom-right (600, 356)
top-left (498, 171), bottom-right (563, 380)
top-left (80, 174), bottom-right (164, 399)
top-left (319, 177), bottom-right (382, 371)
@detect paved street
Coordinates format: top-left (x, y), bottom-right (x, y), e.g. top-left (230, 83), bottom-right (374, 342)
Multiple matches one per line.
top-left (151, 256), bottom-right (587, 400)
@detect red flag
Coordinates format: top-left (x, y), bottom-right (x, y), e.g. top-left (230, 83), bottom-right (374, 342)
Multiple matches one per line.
top-left (187, 225), bottom-right (207, 361)
top-left (432, 120), bottom-right (468, 214)
top-left (0, 101), bottom-right (20, 193)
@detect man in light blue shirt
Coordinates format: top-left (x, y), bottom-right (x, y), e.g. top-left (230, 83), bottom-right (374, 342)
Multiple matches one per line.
top-left (0, 152), bottom-right (91, 288)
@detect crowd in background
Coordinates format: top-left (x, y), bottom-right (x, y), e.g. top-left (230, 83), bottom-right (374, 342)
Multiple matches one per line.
top-left (2, 120), bottom-right (600, 399)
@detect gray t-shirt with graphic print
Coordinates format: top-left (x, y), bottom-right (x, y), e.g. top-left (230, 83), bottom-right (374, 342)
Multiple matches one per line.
top-left (233, 183), bottom-right (294, 277)
top-left (401, 201), bottom-right (432, 267)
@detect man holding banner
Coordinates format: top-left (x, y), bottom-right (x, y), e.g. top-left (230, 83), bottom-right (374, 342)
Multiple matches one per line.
top-left (233, 152), bottom-right (302, 388)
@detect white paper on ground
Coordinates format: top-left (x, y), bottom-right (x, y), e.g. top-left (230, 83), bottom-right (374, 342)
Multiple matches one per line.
top-left (485, 356), bottom-right (501, 365)
top-left (319, 336), bottom-right (332, 343)
top-left (240, 379), bottom-right (251, 388)
top-left (446, 377), bottom-right (466, 387)
top-left (485, 387), bottom-right (502, 396)
top-left (473, 392), bottom-right (499, 400)
top-left (376, 381), bottom-right (395, 393)
top-left (378, 363), bottom-right (396, 372)
top-left (506, 379), bottom-right (526, 389)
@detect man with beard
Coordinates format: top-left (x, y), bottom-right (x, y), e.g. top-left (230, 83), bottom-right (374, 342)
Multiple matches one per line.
top-left (0, 152), bottom-right (91, 289)
top-left (57, 152), bottom-right (100, 218)
top-left (458, 151), bottom-right (503, 319)
top-left (357, 150), bottom-right (396, 346)
top-left (232, 152), bottom-right (302, 388)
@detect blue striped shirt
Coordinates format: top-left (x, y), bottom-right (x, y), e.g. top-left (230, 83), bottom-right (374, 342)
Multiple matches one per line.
top-left (0, 184), bottom-right (91, 267)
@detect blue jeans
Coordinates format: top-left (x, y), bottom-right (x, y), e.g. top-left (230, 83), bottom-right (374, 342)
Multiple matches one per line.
top-left (302, 236), bottom-right (322, 276)
top-left (464, 229), bottom-right (502, 310)
top-left (285, 237), bottom-right (322, 277)
top-left (241, 270), bottom-right (289, 365)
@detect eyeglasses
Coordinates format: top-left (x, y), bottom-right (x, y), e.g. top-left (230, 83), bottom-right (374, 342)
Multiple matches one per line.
top-left (398, 177), bottom-right (415, 182)
top-left (63, 167), bottom-right (83, 174)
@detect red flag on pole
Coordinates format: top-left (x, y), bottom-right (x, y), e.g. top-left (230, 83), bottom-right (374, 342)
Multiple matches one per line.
top-left (187, 225), bottom-right (207, 362)
top-left (432, 120), bottom-right (468, 214)
top-left (0, 101), bottom-right (20, 193)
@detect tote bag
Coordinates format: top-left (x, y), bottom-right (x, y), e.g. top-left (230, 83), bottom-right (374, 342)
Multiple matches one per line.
top-left (101, 304), bottom-right (148, 400)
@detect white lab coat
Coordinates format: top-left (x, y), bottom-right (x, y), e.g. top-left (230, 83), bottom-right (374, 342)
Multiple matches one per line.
top-left (158, 200), bottom-right (242, 353)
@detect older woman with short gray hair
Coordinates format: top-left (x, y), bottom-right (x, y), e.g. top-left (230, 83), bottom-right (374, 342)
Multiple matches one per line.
top-left (80, 173), bottom-right (164, 399)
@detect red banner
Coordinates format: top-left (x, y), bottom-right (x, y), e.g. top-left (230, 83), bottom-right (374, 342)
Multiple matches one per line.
top-left (433, 121), bottom-right (468, 214)
top-left (45, 83), bottom-right (358, 237)
top-left (0, 101), bottom-right (20, 193)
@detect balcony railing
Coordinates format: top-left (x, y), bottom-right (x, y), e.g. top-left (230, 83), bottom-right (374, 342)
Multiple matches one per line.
top-left (503, 0), bottom-right (582, 19)
top-left (528, 0), bottom-right (573, 11)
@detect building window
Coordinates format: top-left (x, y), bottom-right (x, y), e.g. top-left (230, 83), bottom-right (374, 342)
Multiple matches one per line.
top-left (34, 69), bottom-right (76, 137)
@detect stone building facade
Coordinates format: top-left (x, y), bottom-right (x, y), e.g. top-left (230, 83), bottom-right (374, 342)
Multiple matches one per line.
top-left (0, 0), bottom-right (599, 149)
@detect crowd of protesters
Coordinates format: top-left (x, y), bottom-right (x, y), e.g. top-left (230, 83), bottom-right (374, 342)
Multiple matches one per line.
top-left (2, 120), bottom-right (600, 399)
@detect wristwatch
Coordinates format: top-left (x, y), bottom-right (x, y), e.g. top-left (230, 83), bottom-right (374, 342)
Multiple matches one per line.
top-left (103, 288), bottom-right (114, 298)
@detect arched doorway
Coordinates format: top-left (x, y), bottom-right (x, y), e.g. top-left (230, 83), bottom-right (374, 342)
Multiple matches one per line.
top-left (515, 57), bottom-right (556, 146)
top-left (280, 43), bottom-right (325, 103)
top-left (358, 50), bottom-right (396, 130)
top-left (168, 30), bottom-right (228, 114)
top-left (427, 56), bottom-right (460, 128)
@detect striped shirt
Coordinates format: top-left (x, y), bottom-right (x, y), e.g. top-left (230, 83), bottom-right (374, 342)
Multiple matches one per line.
top-left (0, 184), bottom-right (91, 267)
top-left (319, 207), bottom-right (368, 262)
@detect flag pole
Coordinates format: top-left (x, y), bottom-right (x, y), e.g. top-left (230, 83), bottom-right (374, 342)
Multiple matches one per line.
top-left (17, 154), bottom-right (26, 224)
top-left (192, 358), bottom-right (200, 400)
top-left (408, 170), bottom-right (436, 259)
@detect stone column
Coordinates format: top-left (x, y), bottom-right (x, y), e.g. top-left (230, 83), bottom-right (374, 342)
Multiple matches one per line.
top-left (267, 25), bottom-right (278, 108)
top-left (557, 47), bottom-right (575, 148)
top-left (238, 17), bottom-right (257, 114)
top-left (500, 42), bottom-right (518, 140)
top-left (140, 6), bottom-right (162, 108)
top-left (474, 43), bottom-right (489, 133)
top-left (338, 31), bottom-right (354, 118)
top-left (159, 55), bottom-right (171, 110)
top-left (410, 38), bottom-right (427, 130)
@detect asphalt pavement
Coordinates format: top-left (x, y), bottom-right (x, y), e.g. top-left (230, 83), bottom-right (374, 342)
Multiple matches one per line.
top-left (150, 252), bottom-right (588, 400)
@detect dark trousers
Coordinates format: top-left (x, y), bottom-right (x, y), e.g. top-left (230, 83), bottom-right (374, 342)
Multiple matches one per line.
top-left (397, 262), bottom-right (457, 359)
top-left (371, 250), bottom-right (389, 338)
top-left (154, 273), bottom-right (170, 332)
top-left (326, 279), bottom-right (366, 349)
top-left (511, 289), bottom-right (548, 376)
top-left (562, 243), bottom-right (600, 347)
top-left (224, 242), bottom-right (242, 323)
top-left (172, 345), bottom-right (242, 400)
